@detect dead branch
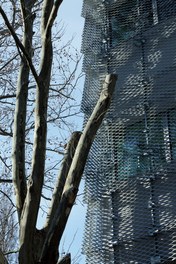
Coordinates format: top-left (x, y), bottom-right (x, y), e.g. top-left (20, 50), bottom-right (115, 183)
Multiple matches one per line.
top-left (40, 74), bottom-right (117, 263)
top-left (44, 131), bottom-right (82, 229)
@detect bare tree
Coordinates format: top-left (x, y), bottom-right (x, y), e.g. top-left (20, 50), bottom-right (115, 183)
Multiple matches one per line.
top-left (0, 185), bottom-right (18, 264)
top-left (0, 1), bottom-right (117, 263)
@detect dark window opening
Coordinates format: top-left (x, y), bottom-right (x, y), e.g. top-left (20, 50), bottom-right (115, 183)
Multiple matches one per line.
top-left (117, 109), bottom-right (176, 179)
top-left (107, 0), bottom-right (176, 48)
top-left (108, 0), bottom-right (155, 47)
top-left (119, 120), bottom-right (148, 179)
top-left (108, 0), bottom-right (139, 47)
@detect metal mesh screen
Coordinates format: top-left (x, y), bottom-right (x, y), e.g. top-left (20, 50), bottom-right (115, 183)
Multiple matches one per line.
top-left (81, 0), bottom-right (176, 263)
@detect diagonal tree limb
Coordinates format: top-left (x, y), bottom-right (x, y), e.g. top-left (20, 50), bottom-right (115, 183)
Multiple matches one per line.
top-left (0, 6), bottom-right (39, 84)
top-left (0, 190), bottom-right (16, 208)
top-left (0, 54), bottom-right (19, 72)
top-left (44, 131), bottom-right (81, 230)
top-left (39, 74), bottom-right (117, 263)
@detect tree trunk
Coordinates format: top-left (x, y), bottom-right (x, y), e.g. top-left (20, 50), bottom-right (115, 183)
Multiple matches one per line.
top-left (0, 2), bottom-right (117, 263)
top-left (0, 249), bottom-right (8, 264)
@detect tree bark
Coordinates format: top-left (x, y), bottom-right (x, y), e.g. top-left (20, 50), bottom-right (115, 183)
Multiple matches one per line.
top-left (0, 2), bottom-right (117, 264)
top-left (45, 132), bottom-right (82, 229)
top-left (0, 249), bottom-right (8, 264)
top-left (40, 74), bottom-right (117, 263)
top-left (12, 0), bottom-right (35, 220)
top-left (57, 254), bottom-right (71, 264)
top-left (18, 1), bottom-right (65, 263)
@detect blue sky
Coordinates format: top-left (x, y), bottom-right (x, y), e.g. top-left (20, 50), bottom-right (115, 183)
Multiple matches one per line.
top-left (58, 1), bottom-right (87, 263)
top-left (59, 0), bottom-right (84, 50)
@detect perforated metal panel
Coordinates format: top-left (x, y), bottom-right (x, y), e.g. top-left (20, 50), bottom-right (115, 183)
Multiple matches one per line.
top-left (81, 1), bottom-right (176, 263)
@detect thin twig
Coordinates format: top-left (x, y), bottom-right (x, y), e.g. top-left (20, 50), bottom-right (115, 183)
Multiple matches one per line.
top-left (4, 249), bottom-right (19, 255)
top-left (0, 179), bottom-right (12, 183)
top-left (0, 6), bottom-right (39, 84)
top-left (0, 54), bottom-right (19, 71)
top-left (0, 190), bottom-right (16, 208)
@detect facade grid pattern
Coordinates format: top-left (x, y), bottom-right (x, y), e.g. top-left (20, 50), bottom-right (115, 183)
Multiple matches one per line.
top-left (81, 1), bottom-right (176, 263)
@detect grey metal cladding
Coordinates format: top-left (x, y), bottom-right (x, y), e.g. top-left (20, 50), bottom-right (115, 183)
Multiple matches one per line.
top-left (81, 0), bottom-right (176, 263)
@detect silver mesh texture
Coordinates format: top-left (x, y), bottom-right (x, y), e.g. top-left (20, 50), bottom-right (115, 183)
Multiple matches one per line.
top-left (81, 1), bottom-right (176, 263)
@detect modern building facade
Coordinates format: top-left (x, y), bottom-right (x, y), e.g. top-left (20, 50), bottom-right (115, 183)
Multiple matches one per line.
top-left (81, 1), bottom-right (176, 263)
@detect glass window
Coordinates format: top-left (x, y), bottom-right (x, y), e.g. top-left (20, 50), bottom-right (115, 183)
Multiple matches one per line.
top-left (119, 121), bottom-right (149, 179)
top-left (107, 0), bottom-right (176, 49)
top-left (108, 0), bottom-right (154, 47)
top-left (118, 114), bottom-right (167, 179)
top-left (108, 1), bottom-right (138, 47)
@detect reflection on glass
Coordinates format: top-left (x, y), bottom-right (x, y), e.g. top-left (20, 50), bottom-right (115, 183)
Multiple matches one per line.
top-left (118, 115), bottom-right (168, 179)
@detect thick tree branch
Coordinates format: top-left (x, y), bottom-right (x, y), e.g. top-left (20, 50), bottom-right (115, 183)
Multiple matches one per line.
top-left (44, 131), bottom-right (81, 230)
top-left (41, 0), bottom-right (54, 33)
top-left (40, 74), bottom-right (117, 263)
top-left (0, 248), bottom-right (8, 264)
top-left (12, 2), bottom-right (35, 220)
top-left (45, 0), bottom-right (63, 34)
top-left (20, 0), bottom-right (37, 22)
top-left (18, 0), bottom-right (61, 262)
